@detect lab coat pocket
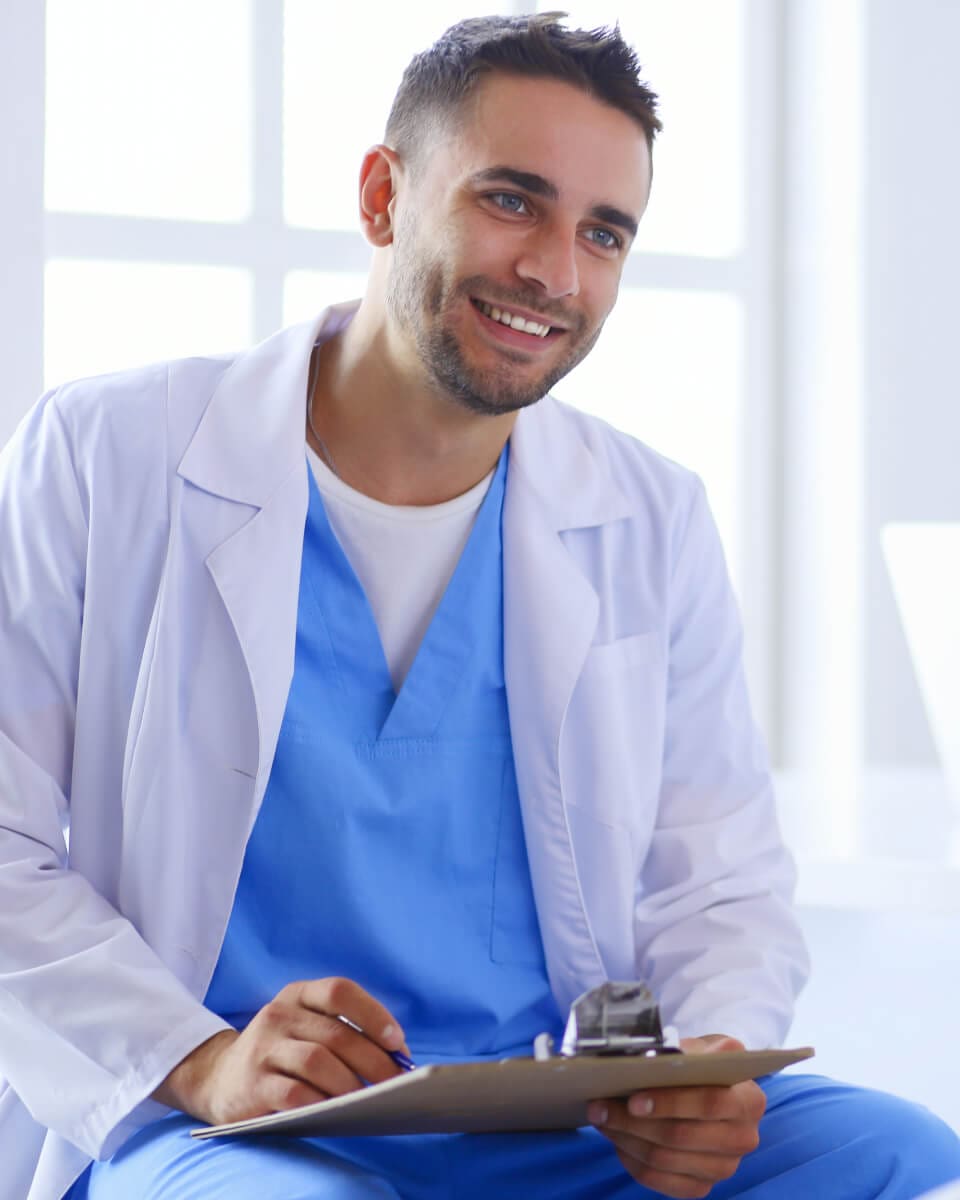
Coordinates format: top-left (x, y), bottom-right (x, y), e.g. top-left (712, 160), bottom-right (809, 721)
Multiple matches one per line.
top-left (560, 631), bottom-right (666, 831)
top-left (491, 761), bottom-right (549, 966)
top-left (579, 630), bottom-right (662, 676)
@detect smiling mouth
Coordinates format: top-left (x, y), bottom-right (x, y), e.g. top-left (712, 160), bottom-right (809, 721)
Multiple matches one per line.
top-left (470, 298), bottom-right (564, 339)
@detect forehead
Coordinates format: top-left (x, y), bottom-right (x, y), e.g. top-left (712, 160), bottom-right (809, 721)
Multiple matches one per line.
top-left (433, 73), bottom-right (652, 214)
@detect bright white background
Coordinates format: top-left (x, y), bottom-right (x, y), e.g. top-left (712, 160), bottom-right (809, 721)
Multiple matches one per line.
top-left (2, 0), bottom-right (958, 1130)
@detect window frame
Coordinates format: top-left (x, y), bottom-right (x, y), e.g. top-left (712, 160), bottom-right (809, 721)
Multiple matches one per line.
top-left (9, 0), bottom-right (782, 754)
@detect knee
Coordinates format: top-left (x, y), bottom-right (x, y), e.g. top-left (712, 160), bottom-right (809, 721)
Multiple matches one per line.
top-left (763, 1075), bottom-right (960, 1197)
top-left (852, 1088), bottom-right (960, 1192)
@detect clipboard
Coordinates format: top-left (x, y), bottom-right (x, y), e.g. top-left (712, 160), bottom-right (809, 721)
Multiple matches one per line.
top-left (191, 1047), bottom-right (814, 1140)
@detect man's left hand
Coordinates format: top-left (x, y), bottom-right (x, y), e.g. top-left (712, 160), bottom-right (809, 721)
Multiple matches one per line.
top-left (587, 1035), bottom-right (765, 1199)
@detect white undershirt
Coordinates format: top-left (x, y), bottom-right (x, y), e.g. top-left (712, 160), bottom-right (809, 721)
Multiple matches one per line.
top-left (306, 445), bottom-right (495, 692)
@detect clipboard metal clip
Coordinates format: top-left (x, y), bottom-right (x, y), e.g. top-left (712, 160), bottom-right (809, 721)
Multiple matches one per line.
top-left (534, 982), bottom-right (682, 1061)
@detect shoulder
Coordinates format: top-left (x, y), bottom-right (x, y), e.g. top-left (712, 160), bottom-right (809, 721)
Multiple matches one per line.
top-left (531, 393), bottom-right (706, 531)
top-left (50, 352), bottom-right (238, 466)
top-left (0, 353), bottom-right (241, 535)
top-left (10, 353), bottom-right (245, 524)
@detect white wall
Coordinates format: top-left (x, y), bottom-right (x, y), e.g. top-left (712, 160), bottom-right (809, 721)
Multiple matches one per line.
top-left (792, 904), bottom-right (960, 1133)
top-left (864, 0), bottom-right (960, 767)
top-left (784, 2), bottom-right (960, 1131)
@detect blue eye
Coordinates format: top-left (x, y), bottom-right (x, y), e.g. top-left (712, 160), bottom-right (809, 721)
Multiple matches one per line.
top-left (491, 192), bottom-right (529, 214)
top-left (586, 228), bottom-right (621, 250)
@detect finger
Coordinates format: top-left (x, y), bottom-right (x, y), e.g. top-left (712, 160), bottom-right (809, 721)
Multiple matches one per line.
top-left (618, 1080), bottom-right (764, 1122)
top-left (267, 1035), bottom-right (366, 1097)
top-left (613, 1148), bottom-right (728, 1200)
top-left (599, 1109), bottom-right (758, 1158)
top-left (296, 978), bottom-right (410, 1053)
top-left (261, 1068), bottom-right (331, 1115)
top-left (680, 1034), bottom-right (746, 1055)
top-left (285, 1012), bottom-right (406, 1085)
top-left (611, 1132), bottom-right (743, 1185)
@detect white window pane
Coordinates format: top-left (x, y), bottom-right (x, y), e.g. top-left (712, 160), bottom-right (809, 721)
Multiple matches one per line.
top-left (44, 261), bottom-right (252, 386)
top-left (284, 3), bottom-right (509, 231)
top-left (551, 288), bottom-right (744, 588)
top-left (45, 0), bottom-right (252, 221)
top-left (284, 271), bottom-right (369, 328)
top-left (539, 3), bottom-right (744, 258)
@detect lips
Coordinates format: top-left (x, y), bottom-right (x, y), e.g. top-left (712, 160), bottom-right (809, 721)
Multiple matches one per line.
top-left (470, 297), bottom-right (567, 342)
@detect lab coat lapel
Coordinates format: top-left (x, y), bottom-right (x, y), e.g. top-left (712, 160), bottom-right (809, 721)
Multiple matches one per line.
top-left (203, 473), bottom-right (306, 788)
top-left (176, 318), bottom-right (321, 787)
top-left (504, 399), bottom-right (633, 1011)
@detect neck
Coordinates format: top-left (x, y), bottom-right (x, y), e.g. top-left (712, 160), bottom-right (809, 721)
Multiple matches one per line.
top-left (308, 300), bottom-right (516, 506)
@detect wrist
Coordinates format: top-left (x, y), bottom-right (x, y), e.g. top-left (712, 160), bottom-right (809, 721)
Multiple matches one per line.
top-left (151, 1027), bottom-right (238, 1123)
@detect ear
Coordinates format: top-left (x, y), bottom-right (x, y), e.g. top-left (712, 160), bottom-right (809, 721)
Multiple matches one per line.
top-left (358, 145), bottom-right (403, 248)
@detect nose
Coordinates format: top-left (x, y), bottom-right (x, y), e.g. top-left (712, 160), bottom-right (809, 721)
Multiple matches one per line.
top-left (514, 222), bottom-right (580, 299)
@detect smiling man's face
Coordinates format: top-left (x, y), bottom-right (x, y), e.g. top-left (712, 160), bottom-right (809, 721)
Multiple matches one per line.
top-left (384, 72), bottom-right (653, 416)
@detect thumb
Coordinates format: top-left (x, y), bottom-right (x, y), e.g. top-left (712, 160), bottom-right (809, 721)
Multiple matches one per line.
top-left (680, 1033), bottom-right (746, 1055)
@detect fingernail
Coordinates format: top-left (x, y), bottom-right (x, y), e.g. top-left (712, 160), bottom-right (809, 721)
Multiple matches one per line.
top-left (381, 1023), bottom-right (403, 1047)
top-left (588, 1102), bottom-right (608, 1126)
top-left (628, 1095), bottom-right (654, 1117)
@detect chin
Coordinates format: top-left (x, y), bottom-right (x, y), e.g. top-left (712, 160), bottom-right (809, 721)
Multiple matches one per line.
top-left (447, 374), bottom-right (551, 417)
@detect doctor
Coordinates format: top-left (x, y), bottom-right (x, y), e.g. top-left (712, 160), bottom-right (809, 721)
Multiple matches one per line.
top-left (1, 12), bottom-right (958, 1200)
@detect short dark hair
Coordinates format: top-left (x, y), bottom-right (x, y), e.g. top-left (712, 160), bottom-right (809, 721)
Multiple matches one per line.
top-left (385, 12), bottom-right (661, 172)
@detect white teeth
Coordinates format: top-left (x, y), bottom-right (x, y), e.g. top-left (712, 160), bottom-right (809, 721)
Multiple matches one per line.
top-left (477, 300), bottom-right (551, 338)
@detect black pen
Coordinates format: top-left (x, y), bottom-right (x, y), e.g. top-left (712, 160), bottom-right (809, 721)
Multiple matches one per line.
top-left (335, 1014), bottom-right (417, 1072)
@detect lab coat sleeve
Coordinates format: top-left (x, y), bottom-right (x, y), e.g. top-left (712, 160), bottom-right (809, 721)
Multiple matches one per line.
top-left (633, 477), bottom-right (809, 1048)
top-left (0, 390), bottom-right (229, 1161)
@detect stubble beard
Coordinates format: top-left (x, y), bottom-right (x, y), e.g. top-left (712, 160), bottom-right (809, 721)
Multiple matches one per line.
top-left (386, 222), bottom-right (601, 417)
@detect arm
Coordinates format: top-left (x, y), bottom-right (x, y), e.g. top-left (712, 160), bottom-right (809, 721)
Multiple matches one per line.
top-left (0, 389), bottom-right (228, 1160)
top-left (0, 388), bottom-right (411, 1156)
top-left (635, 478), bottom-right (808, 1047)
top-left (592, 479), bottom-right (804, 1195)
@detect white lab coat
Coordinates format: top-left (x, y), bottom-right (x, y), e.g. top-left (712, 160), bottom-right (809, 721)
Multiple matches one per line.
top-left (0, 304), bottom-right (808, 1199)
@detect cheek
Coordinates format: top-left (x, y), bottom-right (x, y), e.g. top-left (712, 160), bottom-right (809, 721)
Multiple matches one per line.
top-left (453, 212), bottom-right (523, 268)
top-left (582, 268), bottom-right (623, 330)
top-left (425, 271), bottom-right (445, 316)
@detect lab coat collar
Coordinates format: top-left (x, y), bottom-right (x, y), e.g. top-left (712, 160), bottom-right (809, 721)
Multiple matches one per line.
top-left (177, 299), bottom-right (633, 532)
top-left (510, 398), bottom-right (634, 533)
top-left (176, 303), bottom-right (357, 506)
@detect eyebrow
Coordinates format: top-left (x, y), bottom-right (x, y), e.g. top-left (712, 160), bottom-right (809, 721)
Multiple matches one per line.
top-left (469, 165), bottom-right (639, 242)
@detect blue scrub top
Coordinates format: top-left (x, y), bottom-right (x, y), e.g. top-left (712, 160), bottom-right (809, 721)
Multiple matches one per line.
top-left (205, 446), bottom-right (564, 1060)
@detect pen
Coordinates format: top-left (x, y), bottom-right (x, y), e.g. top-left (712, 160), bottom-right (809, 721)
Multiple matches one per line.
top-left (335, 1014), bottom-right (417, 1072)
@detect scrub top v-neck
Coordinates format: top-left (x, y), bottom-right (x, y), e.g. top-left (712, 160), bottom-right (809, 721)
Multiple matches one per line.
top-left (205, 445), bottom-right (564, 1061)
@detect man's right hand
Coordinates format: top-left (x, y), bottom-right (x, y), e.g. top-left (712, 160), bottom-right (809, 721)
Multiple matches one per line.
top-left (152, 977), bottom-right (410, 1126)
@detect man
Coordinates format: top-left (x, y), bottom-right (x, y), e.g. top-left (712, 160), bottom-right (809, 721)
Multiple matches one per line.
top-left (1, 13), bottom-right (958, 1200)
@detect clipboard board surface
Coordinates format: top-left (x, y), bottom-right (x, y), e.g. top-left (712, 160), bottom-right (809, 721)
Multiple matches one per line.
top-left (192, 1046), bottom-right (813, 1140)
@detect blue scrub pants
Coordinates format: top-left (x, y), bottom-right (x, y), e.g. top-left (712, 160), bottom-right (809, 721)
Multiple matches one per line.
top-left (74, 1074), bottom-right (960, 1200)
